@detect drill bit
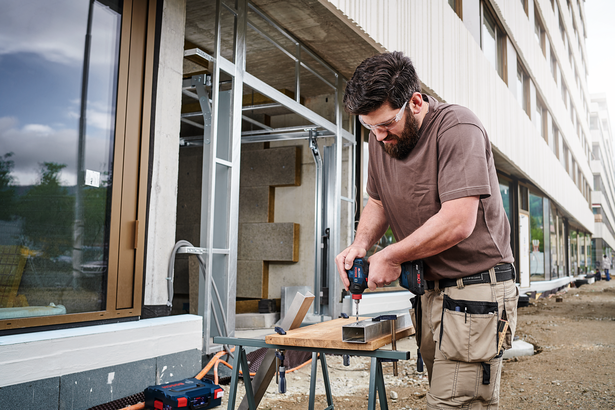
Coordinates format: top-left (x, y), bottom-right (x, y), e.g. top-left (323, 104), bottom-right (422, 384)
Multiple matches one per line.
top-left (355, 299), bottom-right (360, 321)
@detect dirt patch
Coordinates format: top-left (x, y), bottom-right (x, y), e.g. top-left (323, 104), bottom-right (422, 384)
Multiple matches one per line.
top-left (221, 279), bottom-right (615, 409)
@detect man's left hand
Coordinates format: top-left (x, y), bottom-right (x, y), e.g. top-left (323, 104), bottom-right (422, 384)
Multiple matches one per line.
top-left (366, 249), bottom-right (401, 290)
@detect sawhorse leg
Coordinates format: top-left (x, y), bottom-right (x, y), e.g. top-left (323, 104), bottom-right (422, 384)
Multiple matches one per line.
top-left (368, 357), bottom-right (388, 410)
top-left (227, 346), bottom-right (256, 410)
top-left (308, 352), bottom-right (334, 410)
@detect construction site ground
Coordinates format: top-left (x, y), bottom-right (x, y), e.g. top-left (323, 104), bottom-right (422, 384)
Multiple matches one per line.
top-left (221, 278), bottom-right (615, 409)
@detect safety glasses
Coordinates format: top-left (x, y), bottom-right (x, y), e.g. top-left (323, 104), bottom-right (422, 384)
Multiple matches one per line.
top-left (358, 101), bottom-right (407, 132)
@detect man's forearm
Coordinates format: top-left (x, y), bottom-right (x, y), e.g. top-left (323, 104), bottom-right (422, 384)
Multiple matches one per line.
top-left (382, 196), bottom-right (479, 265)
top-left (353, 197), bottom-right (390, 252)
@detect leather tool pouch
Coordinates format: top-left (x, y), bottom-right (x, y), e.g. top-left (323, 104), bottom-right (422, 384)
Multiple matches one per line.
top-left (438, 294), bottom-right (499, 363)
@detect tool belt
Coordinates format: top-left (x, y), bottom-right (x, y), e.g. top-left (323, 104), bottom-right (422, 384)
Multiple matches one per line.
top-left (426, 263), bottom-right (515, 290)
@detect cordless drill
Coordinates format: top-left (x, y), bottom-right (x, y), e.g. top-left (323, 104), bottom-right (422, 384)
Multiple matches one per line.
top-left (346, 258), bottom-right (424, 321)
top-left (347, 258), bottom-right (369, 321)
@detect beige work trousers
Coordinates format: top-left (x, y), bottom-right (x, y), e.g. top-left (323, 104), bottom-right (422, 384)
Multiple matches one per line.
top-left (411, 277), bottom-right (519, 409)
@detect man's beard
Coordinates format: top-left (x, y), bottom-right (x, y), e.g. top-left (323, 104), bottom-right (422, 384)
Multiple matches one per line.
top-left (378, 110), bottom-right (420, 160)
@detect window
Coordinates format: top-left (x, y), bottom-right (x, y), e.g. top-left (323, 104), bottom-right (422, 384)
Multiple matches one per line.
top-left (448, 0), bottom-right (463, 19)
top-left (534, 96), bottom-right (546, 141)
top-left (530, 192), bottom-right (545, 280)
top-left (550, 49), bottom-right (558, 82)
top-left (0, 0), bottom-right (156, 329)
top-left (534, 10), bottom-right (546, 56)
top-left (559, 13), bottom-right (566, 43)
top-left (551, 122), bottom-right (560, 157)
top-left (482, 5), bottom-right (506, 82)
top-left (561, 82), bottom-right (568, 108)
top-left (516, 62), bottom-right (530, 116)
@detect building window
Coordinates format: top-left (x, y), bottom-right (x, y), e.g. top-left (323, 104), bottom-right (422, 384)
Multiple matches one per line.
top-left (559, 13), bottom-right (566, 43)
top-left (534, 96), bottom-right (546, 141)
top-left (482, 5), bottom-right (506, 82)
top-left (534, 10), bottom-right (546, 56)
top-left (530, 192), bottom-right (545, 280)
top-left (561, 83), bottom-right (568, 109)
top-left (0, 0), bottom-right (155, 329)
top-left (551, 49), bottom-right (558, 83)
top-left (448, 0), bottom-right (463, 19)
top-left (516, 62), bottom-right (530, 116)
top-left (551, 122), bottom-right (560, 158)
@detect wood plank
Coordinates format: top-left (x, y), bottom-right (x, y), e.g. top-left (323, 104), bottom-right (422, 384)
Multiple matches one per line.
top-left (265, 317), bottom-right (415, 351)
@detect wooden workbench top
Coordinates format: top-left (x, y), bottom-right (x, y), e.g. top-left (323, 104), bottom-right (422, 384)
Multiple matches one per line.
top-left (265, 317), bottom-right (415, 351)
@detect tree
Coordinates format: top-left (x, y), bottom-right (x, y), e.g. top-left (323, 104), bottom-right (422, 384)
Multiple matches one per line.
top-left (17, 162), bottom-right (74, 257)
top-left (0, 152), bottom-right (16, 221)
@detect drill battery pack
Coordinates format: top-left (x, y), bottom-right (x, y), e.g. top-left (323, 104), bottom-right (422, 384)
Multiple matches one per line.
top-left (144, 377), bottom-right (224, 410)
top-left (400, 260), bottom-right (425, 295)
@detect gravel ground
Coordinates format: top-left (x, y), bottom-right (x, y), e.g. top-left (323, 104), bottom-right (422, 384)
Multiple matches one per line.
top-left (220, 278), bottom-right (615, 409)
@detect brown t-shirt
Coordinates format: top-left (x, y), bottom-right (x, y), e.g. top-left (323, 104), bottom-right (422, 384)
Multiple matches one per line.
top-left (366, 95), bottom-right (514, 280)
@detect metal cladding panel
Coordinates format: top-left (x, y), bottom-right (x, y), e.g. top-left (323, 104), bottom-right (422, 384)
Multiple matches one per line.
top-left (324, 0), bottom-right (593, 231)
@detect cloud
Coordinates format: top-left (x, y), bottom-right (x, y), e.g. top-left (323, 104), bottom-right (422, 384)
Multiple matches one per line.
top-left (0, 0), bottom-right (120, 67)
top-left (0, 117), bottom-right (111, 186)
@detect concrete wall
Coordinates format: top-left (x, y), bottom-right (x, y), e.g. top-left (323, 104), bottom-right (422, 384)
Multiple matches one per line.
top-left (144, 0), bottom-right (187, 306)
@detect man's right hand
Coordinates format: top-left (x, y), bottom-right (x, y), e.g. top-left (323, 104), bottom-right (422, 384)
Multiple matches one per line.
top-left (335, 245), bottom-right (367, 291)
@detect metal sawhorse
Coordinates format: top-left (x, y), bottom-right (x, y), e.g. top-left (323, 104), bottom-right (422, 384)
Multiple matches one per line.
top-left (214, 336), bottom-right (410, 410)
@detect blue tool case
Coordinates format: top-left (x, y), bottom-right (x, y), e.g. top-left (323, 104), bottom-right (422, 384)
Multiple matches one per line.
top-left (144, 377), bottom-right (223, 409)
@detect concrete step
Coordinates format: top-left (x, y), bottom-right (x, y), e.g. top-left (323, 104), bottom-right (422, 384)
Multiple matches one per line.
top-left (235, 312), bottom-right (280, 330)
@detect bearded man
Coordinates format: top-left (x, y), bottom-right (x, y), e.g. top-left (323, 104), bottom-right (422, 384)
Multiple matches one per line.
top-left (335, 51), bottom-right (519, 409)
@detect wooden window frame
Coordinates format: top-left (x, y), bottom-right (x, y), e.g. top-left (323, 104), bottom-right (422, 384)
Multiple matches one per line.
top-left (0, 0), bottom-right (157, 331)
top-left (481, 1), bottom-right (508, 84)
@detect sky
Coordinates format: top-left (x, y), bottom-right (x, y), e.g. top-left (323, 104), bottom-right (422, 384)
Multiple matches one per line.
top-left (585, 0), bottom-right (615, 130)
top-left (0, 0), bottom-right (119, 186)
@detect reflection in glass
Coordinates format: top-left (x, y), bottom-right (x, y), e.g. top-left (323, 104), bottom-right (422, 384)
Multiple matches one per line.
top-left (529, 193), bottom-right (544, 280)
top-left (0, 0), bottom-right (122, 320)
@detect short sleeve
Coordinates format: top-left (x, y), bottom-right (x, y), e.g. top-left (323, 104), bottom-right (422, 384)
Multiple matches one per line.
top-left (437, 122), bottom-right (491, 203)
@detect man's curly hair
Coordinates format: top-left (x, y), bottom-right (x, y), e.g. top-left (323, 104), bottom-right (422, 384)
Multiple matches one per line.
top-left (344, 51), bottom-right (421, 115)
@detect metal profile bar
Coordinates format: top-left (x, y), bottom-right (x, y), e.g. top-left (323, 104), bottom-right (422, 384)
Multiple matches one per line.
top-left (247, 2), bottom-right (340, 78)
top-left (200, 0), bottom-right (224, 354)
top-left (215, 157), bottom-right (232, 168)
top-left (242, 115), bottom-right (273, 130)
top-left (182, 89), bottom-right (199, 100)
top-left (342, 314), bottom-right (412, 343)
top-left (298, 60), bottom-right (336, 90)
top-left (248, 2), bottom-right (298, 45)
top-left (184, 47), bottom-right (216, 64)
top-left (341, 195), bottom-right (353, 203)
top-left (242, 102), bottom-right (282, 111)
top-left (247, 18), bottom-right (335, 91)
top-left (181, 118), bottom-right (204, 129)
top-left (211, 248), bottom-right (230, 254)
top-left (243, 70), bottom-right (337, 134)
top-left (221, 0), bottom-right (238, 16)
top-left (247, 20), bottom-right (297, 62)
top-left (241, 125), bottom-right (323, 136)
top-left (240, 132), bottom-right (327, 144)
top-left (309, 130), bottom-right (323, 314)
top-left (295, 44), bottom-right (301, 103)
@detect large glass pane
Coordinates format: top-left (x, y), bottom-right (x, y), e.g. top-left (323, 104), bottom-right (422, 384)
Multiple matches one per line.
top-left (482, 10), bottom-right (497, 71)
top-left (0, 0), bottom-right (122, 319)
top-left (529, 193), bottom-right (545, 280)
